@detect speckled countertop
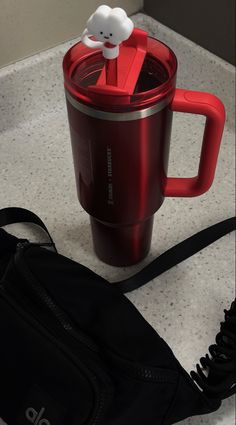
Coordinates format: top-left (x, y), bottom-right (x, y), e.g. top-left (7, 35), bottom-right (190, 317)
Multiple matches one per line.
top-left (0, 14), bottom-right (235, 425)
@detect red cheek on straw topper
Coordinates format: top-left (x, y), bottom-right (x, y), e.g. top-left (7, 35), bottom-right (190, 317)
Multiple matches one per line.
top-left (81, 5), bottom-right (135, 87)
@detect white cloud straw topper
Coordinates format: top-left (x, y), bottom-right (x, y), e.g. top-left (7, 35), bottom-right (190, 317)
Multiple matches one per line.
top-left (82, 5), bottom-right (134, 59)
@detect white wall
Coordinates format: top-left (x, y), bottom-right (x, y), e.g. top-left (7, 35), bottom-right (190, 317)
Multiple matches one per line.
top-left (0, 0), bottom-right (143, 68)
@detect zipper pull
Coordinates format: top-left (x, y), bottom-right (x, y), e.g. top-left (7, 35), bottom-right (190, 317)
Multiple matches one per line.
top-left (17, 240), bottom-right (57, 252)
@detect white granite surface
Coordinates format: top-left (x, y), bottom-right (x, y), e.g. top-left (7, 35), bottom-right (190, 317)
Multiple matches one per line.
top-left (0, 14), bottom-right (235, 425)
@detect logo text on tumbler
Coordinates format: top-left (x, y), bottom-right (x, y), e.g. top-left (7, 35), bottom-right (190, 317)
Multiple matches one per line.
top-left (107, 146), bottom-right (114, 205)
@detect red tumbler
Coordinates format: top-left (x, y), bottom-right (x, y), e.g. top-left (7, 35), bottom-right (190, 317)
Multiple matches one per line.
top-left (63, 31), bottom-right (225, 266)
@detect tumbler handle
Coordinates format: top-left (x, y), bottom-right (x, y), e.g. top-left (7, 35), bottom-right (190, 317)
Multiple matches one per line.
top-left (164, 88), bottom-right (225, 197)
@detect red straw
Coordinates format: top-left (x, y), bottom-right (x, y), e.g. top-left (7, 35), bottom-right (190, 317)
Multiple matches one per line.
top-left (106, 58), bottom-right (118, 86)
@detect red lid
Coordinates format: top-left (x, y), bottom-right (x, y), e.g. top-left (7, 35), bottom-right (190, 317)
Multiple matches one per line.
top-left (63, 31), bottom-right (177, 112)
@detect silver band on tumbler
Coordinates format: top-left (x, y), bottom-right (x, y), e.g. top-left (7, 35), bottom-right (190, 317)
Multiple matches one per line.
top-left (65, 90), bottom-right (172, 122)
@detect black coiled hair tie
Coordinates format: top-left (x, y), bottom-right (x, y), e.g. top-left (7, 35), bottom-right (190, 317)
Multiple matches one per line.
top-left (191, 299), bottom-right (236, 400)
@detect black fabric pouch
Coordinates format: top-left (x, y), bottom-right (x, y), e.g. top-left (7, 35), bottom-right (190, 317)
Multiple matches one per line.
top-left (0, 208), bottom-right (235, 425)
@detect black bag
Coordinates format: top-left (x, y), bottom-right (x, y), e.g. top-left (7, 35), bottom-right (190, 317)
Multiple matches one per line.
top-left (0, 207), bottom-right (235, 425)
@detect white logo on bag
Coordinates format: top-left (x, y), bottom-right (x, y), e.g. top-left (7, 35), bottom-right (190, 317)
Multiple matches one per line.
top-left (25, 407), bottom-right (50, 425)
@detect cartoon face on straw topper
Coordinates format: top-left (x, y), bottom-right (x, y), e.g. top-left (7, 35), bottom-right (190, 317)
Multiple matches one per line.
top-left (82, 5), bottom-right (134, 59)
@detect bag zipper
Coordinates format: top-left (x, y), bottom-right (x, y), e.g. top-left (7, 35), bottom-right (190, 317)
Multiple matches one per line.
top-left (15, 242), bottom-right (98, 352)
top-left (11, 242), bottom-right (112, 425)
top-left (104, 349), bottom-right (178, 384)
